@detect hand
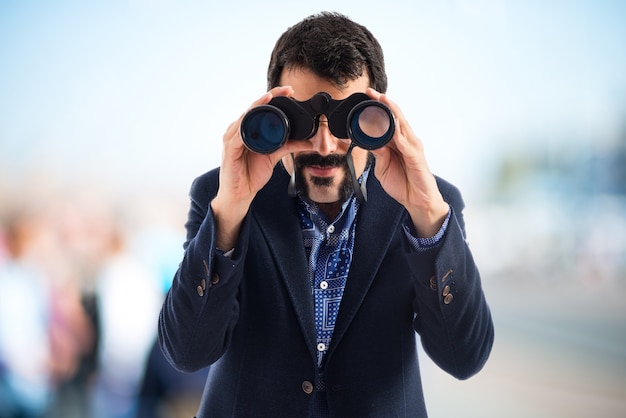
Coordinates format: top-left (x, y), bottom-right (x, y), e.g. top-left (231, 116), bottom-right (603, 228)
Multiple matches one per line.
top-left (211, 86), bottom-right (313, 250)
top-left (366, 88), bottom-right (449, 238)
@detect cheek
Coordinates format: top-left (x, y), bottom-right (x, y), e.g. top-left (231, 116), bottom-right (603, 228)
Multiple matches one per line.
top-left (350, 148), bottom-right (370, 170)
top-left (336, 139), bottom-right (352, 152)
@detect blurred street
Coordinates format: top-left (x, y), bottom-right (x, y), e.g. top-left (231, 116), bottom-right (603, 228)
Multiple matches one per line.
top-left (422, 273), bottom-right (626, 418)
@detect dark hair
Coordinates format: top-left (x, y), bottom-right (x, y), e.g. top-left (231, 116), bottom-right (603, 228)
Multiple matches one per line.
top-left (267, 12), bottom-right (388, 93)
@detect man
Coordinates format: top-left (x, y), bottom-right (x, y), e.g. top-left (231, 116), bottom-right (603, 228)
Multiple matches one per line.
top-left (159, 12), bottom-right (494, 417)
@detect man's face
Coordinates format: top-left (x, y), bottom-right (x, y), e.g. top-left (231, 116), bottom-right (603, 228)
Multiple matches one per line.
top-left (280, 68), bottom-right (371, 204)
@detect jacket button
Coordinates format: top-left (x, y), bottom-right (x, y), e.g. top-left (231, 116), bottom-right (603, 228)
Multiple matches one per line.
top-left (210, 273), bottom-right (220, 286)
top-left (443, 293), bottom-right (454, 304)
top-left (442, 285), bottom-right (451, 297)
top-left (196, 285), bottom-right (204, 297)
top-left (302, 380), bottom-right (314, 394)
top-left (429, 275), bottom-right (437, 291)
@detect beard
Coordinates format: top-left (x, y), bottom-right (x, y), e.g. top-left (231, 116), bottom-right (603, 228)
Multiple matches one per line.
top-left (293, 153), bottom-right (354, 203)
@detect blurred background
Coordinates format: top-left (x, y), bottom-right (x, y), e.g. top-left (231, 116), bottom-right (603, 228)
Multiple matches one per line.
top-left (1, 0), bottom-right (624, 417)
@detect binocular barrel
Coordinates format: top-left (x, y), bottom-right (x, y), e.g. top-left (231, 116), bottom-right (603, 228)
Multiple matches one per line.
top-left (241, 92), bottom-right (395, 154)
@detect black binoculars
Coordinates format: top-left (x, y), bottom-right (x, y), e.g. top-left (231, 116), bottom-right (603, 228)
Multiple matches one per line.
top-left (240, 92), bottom-right (395, 154)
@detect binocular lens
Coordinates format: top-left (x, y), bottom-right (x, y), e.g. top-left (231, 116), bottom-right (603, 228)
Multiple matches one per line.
top-left (240, 106), bottom-right (288, 154)
top-left (349, 103), bottom-right (395, 150)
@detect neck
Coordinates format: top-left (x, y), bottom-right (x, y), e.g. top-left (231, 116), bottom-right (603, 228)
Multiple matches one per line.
top-left (317, 201), bottom-right (343, 220)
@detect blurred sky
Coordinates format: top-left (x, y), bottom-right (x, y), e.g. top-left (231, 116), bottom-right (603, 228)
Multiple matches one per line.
top-left (1, 0), bottom-right (625, 202)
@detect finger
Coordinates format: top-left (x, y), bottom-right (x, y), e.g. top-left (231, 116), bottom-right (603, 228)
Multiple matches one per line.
top-left (240, 86), bottom-right (294, 120)
top-left (365, 87), bottom-right (380, 99)
top-left (365, 90), bottom-right (404, 123)
top-left (268, 85), bottom-right (294, 98)
top-left (375, 93), bottom-right (420, 146)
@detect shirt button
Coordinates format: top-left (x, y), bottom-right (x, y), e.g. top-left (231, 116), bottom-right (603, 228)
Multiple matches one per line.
top-left (302, 380), bottom-right (314, 394)
top-left (317, 343), bottom-right (326, 352)
top-left (327, 225), bottom-right (335, 234)
top-left (320, 281), bottom-right (328, 290)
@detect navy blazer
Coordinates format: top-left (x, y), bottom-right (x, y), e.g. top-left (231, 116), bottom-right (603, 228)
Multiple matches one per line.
top-left (159, 164), bottom-right (494, 417)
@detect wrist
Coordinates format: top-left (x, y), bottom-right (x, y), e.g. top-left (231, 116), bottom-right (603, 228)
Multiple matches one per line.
top-left (408, 201), bottom-right (450, 239)
top-left (211, 195), bottom-right (251, 250)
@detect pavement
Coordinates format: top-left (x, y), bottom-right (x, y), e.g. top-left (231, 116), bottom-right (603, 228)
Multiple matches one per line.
top-left (420, 274), bottom-right (626, 418)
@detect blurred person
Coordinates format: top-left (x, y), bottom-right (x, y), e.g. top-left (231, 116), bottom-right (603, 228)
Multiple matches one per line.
top-left (134, 226), bottom-right (209, 418)
top-left (0, 206), bottom-right (95, 418)
top-left (159, 12), bottom-right (494, 417)
top-left (0, 211), bottom-right (53, 418)
top-left (135, 339), bottom-right (208, 418)
top-left (44, 279), bottom-right (96, 418)
top-left (90, 218), bottom-right (163, 418)
top-left (29, 198), bottom-right (101, 418)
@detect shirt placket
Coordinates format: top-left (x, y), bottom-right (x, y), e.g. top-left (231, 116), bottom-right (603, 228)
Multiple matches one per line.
top-left (301, 200), bottom-right (358, 368)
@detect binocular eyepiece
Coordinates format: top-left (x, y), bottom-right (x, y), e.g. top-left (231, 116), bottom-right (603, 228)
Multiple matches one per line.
top-left (240, 92), bottom-right (395, 154)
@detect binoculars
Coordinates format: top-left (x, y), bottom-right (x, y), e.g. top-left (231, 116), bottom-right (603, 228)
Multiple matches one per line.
top-left (240, 92), bottom-right (395, 154)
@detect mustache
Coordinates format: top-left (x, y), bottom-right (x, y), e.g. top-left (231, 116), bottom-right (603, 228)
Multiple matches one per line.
top-left (294, 153), bottom-right (347, 169)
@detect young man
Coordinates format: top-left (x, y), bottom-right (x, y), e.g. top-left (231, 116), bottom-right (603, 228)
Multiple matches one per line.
top-left (159, 12), bottom-right (494, 417)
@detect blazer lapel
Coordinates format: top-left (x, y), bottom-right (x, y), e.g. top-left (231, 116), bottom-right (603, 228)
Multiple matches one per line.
top-left (327, 176), bottom-right (405, 360)
top-left (252, 167), bottom-right (318, 362)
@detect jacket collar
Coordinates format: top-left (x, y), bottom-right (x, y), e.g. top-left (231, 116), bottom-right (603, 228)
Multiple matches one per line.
top-left (251, 164), bottom-right (405, 363)
top-left (327, 175), bottom-right (405, 361)
top-left (252, 166), bottom-right (318, 361)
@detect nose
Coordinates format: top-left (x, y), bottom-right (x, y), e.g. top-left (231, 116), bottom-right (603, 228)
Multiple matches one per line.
top-left (309, 118), bottom-right (338, 156)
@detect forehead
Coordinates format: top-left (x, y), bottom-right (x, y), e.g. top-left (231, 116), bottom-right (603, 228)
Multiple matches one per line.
top-left (279, 67), bottom-right (370, 101)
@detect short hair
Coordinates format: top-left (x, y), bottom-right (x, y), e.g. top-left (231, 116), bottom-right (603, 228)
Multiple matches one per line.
top-left (267, 12), bottom-right (388, 93)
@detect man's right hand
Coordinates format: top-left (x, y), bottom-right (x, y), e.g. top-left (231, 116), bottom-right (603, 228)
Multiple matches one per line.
top-left (210, 86), bottom-right (313, 251)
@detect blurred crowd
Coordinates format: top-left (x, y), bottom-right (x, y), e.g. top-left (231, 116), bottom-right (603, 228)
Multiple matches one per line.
top-left (0, 191), bottom-right (207, 418)
top-left (1, 136), bottom-right (623, 418)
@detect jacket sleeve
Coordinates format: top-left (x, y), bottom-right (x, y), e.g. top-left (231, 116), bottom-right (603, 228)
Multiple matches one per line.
top-left (410, 178), bottom-right (494, 380)
top-left (158, 170), bottom-right (250, 372)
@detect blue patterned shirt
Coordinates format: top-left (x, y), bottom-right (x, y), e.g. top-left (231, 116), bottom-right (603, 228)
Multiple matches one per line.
top-left (296, 169), bottom-right (451, 367)
top-left (297, 194), bottom-right (360, 368)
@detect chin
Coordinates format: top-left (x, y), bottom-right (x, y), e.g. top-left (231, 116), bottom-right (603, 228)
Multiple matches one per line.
top-left (307, 187), bottom-right (341, 204)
